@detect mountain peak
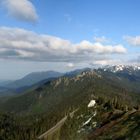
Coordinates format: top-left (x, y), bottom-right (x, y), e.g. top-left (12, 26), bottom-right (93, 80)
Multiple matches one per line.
top-left (100, 65), bottom-right (140, 73)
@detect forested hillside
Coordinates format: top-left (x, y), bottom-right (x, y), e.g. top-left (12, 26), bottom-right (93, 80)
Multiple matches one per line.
top-left (0, 67), bottom-right (140, 140)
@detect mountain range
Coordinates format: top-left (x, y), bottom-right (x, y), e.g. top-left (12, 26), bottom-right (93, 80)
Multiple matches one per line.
top-left (1, 65), bottom-right (140, 140)
top-left (5, 71), bottom-right (63, 89)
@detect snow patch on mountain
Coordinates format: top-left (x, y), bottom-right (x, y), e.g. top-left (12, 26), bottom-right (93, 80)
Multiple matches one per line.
top-left (88, 100), bottom-right (96, 108)
top-left (102, 65), bottom-right (140, 73)
top-left (83, 117), bottom-right (92, 126)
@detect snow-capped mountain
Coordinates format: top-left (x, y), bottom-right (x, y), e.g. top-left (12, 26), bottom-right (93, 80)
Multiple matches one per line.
top-left (101, 65), bottom-right (140, 73)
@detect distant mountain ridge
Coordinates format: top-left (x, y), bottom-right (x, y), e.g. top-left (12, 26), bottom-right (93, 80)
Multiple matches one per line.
top-left (2, 67), bottom-right (140, 113)
top-left (1, 65), bottom-right (140, 96)
top-left (0, 68), bottom-right (92, 96)
top-left (4, 71), bottom-right (63, 89)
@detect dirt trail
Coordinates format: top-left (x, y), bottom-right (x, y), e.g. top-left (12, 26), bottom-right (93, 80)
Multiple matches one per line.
top-left (38, 109), bottom-right (78, 140)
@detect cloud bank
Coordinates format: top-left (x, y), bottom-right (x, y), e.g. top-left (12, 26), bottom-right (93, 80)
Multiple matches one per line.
top-left (124, 36), bottom-right (140, 46)
top-left (2, 0), bottom-right (38, 22)
top-left (0, 27), bottom-right (127, 63)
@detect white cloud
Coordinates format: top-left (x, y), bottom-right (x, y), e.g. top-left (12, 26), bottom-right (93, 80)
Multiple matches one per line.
top-left (0, 27), bottom-right (127, 62)
top-left (94, 36), bottom-right (109, 43)
top-left (91, 60), bottom-right (120, 66)
top-left (75, 41), bottom-right (126, 54)
top-left (2, 0), bottom-right (38, 22)
top-left (67, 63), bottom-right (74, 68)
top-left (124, 36), bottom-right (140, 46)
top-left (128, 55), bottom-right (140, 65)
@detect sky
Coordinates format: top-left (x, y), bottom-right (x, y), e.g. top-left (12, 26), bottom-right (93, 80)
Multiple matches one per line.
top-left (0, 0), bottom-right (140, 80)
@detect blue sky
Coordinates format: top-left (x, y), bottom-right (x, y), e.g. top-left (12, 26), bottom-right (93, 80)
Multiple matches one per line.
top-left (0, 0), bottom-right (140, 80)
